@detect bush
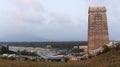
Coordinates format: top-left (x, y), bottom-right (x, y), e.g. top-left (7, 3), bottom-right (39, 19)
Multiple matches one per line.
top-left (96, 51), bottom-right (102, 55)
top-left (8, 57), bottom-right (16, 60)
top-left (80, 57), bottom-right (87, 61)
top-left (2, 56), bottom-right (8, 59)
top-left (88, 54), bottom-right (94, 58)
top-left (24, 57), bottom-right (29, 61)
top-left (102, 45), bottom-right (111, 53)
top-left (64, 57), bottom-right (69, 62)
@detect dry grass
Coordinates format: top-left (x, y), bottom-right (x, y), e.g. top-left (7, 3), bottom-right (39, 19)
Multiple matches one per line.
top-left (80, 49), bottom-right (120, 67)
top-left (0, 60), bottom-right (80, 67)
top-left (0, 60), bottom-right (82, 67)
top-left (0, 49), bottom-right (120, 67)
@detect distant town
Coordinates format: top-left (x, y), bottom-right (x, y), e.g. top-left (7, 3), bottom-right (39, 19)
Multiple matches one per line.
top-left (0, 41), bottom-right (87, 62)
top-left (0, 41), bottom-right (119, 62)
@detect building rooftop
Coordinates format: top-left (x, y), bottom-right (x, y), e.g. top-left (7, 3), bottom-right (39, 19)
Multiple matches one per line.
top-left (89, 6), bottom-right (106, 13)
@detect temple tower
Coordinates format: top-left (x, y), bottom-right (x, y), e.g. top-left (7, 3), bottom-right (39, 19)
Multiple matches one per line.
top-left (88, 6), bottom-right (109, 51)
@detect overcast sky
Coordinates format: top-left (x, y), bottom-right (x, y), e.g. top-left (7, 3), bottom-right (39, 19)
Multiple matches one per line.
top-left (0, 0), bottom-right (119, 41)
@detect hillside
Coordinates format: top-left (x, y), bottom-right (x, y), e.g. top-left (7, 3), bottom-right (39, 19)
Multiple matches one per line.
top-left (79, 48), bottom-right (120, 67)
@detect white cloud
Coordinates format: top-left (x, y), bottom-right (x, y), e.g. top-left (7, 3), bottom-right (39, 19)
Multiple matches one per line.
top-left (11, 11), bottom-right (45, 23)
top-left (10, 0), bottom-right (44, 11)
top-left (49, 12), bottom-right (73, 24)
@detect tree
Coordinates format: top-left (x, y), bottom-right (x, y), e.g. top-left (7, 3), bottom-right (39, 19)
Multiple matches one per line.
top-left (1, 45), bottom-right (9, 54)
top-left (71, 48), bottom-right (84, 53)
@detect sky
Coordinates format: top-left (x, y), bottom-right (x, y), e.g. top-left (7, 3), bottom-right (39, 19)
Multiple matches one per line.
top-left (0, 0), bottom-right (120, 41)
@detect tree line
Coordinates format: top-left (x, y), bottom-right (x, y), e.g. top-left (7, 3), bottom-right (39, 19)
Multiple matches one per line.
top-left (0, 41), bottom-right (87, 49)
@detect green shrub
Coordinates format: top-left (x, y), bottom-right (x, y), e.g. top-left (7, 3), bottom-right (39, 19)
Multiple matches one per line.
top-left (102, 45), bottom-right (111, 53)
top-left (2, 56), bottom-right (8, 59)
top-left (80, 57), bottom-right (87, 61)
top-left (88, 53), bottom-right (95, 58)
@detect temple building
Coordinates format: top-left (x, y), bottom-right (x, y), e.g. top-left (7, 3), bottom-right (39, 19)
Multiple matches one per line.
top-left (88, 6), bottom-right (109, 51)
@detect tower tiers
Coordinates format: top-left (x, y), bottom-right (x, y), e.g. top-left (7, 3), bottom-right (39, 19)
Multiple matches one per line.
top-left (88, 6), bottom-right (109, 51)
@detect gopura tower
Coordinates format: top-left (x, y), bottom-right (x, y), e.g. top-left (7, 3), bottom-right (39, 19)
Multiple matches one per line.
top-left (88, 6), bottom-right (109, 51)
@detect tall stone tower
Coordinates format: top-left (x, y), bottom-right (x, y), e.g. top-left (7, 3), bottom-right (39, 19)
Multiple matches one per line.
top-left (88, 6), bottom-right (109, 51)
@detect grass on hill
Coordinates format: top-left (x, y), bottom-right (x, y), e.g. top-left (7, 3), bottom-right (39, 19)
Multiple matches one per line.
top-left (80, 48), bottom-right (120, 67)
